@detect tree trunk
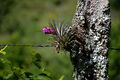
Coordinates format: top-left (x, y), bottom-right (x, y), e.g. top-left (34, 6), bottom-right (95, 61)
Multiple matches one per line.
top-left (71, 0), bottom-right (111, 80)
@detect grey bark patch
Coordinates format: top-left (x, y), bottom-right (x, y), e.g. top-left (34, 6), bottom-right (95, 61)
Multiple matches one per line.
top-left (70, 0), bottom-right (111, 80)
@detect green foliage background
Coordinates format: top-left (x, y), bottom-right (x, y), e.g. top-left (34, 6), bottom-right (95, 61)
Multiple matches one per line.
top-left (0, 0), bottom-right (120, 80)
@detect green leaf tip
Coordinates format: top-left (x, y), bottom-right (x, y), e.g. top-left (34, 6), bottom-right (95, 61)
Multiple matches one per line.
top-left (59, 75), bottom-right (64, 80)
top-left (0, 45), bottom-right (7, 55)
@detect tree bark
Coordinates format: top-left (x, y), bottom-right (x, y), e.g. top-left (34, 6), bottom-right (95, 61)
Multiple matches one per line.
top-left (71, 0), bottom-right (111, 80)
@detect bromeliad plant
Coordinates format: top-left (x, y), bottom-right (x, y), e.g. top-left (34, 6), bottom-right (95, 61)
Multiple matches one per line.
top-left (42, 21), bottom-right (76, 53)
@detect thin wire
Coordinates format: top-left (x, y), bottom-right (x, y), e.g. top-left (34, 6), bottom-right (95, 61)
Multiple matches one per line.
top-left (109, 48), bottom-right (120, 51)
top-left (0, 44), bottom-right (55, 47)
top-left (0, 44), bottom-right (120, 51)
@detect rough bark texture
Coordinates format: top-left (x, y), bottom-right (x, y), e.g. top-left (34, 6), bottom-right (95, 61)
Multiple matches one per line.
top-left (71, 0), bottom-right (111, 80)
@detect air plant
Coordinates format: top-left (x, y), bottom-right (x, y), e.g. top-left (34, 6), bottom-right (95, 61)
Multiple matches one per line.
top-left (42, 21), bottom-right (76, 53)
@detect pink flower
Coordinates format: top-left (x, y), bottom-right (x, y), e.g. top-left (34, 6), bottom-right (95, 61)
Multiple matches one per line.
top-left (42, 27), bottom-right (51, 34)
top-left (42, 27), bottom-right (56, 35)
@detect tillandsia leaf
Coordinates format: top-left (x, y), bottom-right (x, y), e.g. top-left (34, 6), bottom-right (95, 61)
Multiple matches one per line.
top-left (59, 23), bottom-right (62, 37)
top-left (59, 21), bottom-right (65, 37)
top-left (49, 21), bottom-right (73, 52)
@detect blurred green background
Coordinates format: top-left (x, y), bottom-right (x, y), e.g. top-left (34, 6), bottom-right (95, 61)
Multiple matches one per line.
top-left (0, 0), bottom-right (120, 80)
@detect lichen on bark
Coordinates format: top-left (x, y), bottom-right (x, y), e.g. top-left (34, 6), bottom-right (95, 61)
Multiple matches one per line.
top-left (70, 0), bottom-right (111, 80)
